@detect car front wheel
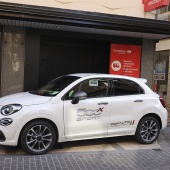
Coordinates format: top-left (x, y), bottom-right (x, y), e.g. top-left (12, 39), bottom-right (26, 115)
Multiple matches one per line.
top-left (135, 116), bottom-right (160, 144)
top-left (20, 120), bottom-right (56, 155)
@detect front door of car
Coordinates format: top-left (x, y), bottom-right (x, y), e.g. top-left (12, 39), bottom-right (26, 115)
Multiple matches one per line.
top-left (63, 78), bottom-right (111, 139)
top-left (108, 78), bottom-right (145, 135)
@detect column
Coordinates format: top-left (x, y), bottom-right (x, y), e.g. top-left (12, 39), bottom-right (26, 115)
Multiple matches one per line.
top-left (1, 26), bottom-right (25, 96)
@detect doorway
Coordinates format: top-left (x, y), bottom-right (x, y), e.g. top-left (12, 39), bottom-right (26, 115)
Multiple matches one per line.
top-left (39, 36), bottom-right (110, 87)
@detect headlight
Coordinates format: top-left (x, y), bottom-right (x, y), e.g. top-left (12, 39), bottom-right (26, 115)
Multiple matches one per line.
top-left (1, 104), bottom-right (22, 116)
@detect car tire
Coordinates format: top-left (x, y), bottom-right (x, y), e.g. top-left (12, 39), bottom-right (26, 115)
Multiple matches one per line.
top-left (20, 120), bottom-right (56, 155)
top-left (135, 116), bottom-right (160, 144)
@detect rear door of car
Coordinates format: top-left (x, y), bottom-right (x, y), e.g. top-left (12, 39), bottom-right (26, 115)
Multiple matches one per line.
top-left (108, 78), bottom-right (146, 135)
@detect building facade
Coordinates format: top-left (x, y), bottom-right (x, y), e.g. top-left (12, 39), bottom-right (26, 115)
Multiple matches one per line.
top-left (156, 3), bottom-right (170, 106)
top-left (0, 0), bottom-right (170, 97)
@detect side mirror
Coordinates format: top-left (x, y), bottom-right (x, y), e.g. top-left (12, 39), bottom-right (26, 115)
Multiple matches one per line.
top-left (71, 91), bottom-right (87, 104)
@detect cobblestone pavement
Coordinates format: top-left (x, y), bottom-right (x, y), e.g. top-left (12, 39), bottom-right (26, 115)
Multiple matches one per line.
top-left (0, 148), bottom-right (170, 170)
top-left (0, 125), bottom-right (169, 170)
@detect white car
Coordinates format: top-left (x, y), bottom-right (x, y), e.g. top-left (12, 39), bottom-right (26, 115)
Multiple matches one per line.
top-left (0, 73), bottom-right (168, 154)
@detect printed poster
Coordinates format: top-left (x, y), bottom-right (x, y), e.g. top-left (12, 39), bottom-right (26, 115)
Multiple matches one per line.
top-left (109, 44), bottom-right (141, 78)
top-left (154, 59), bottom-right (166, 80)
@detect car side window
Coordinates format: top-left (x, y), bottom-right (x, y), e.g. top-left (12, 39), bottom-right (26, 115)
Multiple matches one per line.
top-left (81, 79), bottom-right (109, 98)
top-left (65, 78), bottom-right (109, 100)
top-left (65, 84), bottom-right (80, 100)
top-left (111, 78), bottom-right (144, 96)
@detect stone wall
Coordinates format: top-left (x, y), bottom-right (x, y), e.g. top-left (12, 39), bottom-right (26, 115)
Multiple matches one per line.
top-left (1, 26), bottom-right (25, 96)
top-left (141, 39), bottom-right (156, 88)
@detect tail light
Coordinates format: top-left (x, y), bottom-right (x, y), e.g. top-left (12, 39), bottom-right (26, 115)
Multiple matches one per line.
top-left (159, 97), bottom-right (166, 108)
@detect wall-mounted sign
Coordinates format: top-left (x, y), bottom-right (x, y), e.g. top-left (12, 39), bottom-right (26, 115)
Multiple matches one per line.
top-left (154, 59), bottom-right (166, 80)
top-left (109, 44), bottom-right (141, 78)
top-left (144, 0), bottom-right (169, 12)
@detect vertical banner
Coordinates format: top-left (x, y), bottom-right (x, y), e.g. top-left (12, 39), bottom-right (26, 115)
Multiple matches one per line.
top-left (110, 44), bottom-right (141, 78)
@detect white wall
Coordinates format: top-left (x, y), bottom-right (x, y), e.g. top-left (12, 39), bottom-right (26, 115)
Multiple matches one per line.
top-left (1, 0), bottom-right (155, 19)
top-left (156, 39), bottom-right (170, 51)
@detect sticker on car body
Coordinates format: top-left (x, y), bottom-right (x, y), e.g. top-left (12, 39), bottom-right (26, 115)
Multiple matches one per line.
top-left (110, 120), bottom-right (135, 126)
top-left (77, 107), bottom-right (104, 121)
top-left (89, 79), bottom-right (98, 86)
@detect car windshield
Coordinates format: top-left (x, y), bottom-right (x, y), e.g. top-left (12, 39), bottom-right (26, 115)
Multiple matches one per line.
top-left (29, 75), bottom-right (80, 97)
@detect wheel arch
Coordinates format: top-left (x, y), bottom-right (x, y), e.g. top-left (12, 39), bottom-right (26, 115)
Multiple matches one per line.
top-left (140, 113), bottom-right (162, 129)
top-left (18, 118), bottom-right (59, 143)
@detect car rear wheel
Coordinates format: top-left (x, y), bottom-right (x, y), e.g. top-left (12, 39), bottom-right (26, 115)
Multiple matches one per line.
top-left (135, 116), bottom-right (160, 144)
top-left (20, 120), bottom-right (56, 155)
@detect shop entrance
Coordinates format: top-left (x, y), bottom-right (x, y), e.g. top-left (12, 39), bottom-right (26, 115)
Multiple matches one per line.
top-left (154, 51), bottom-right (169, 103)
top-left (39, 36), bottom-right (110, 87)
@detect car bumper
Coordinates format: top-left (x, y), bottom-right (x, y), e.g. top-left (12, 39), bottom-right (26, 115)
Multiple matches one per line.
top-left (0, 116), bottom-right (25, 146)
top-left (161, 108), bottom-right (168, 130)
top-left (0, 110), bottom-right (27, 146)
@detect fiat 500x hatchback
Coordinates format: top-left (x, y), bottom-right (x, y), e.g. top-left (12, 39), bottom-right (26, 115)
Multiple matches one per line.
top-left (0, 73), bottom-right (168, 154)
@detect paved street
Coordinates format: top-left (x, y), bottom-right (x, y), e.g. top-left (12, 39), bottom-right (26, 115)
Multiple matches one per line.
top-left (0, 131), bottom-right (162, 155)
top-left (0, 124), bottom-right (169, 170)
top-left (0, 149), bottom-right (170, 170)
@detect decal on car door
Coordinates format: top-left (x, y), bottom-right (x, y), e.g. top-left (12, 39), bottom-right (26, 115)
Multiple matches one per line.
top-left (77, 107), bottom-right (104, 121)
top-left (110, 120), bottom-right (135, 126)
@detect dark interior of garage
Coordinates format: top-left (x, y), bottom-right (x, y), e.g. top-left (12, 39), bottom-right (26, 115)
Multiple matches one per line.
top-left (24, 29), bottom-right (142, 91)
top-left (39, 36), bottom-right (110, 87)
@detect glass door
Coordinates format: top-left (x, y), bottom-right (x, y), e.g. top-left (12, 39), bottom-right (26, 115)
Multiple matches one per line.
top-left (154, 51), bottom-right (169, 104)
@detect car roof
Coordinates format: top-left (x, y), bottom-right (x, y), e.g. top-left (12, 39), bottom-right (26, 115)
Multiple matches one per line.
top-left (69, 73), bottom-right (147, 84)
top-left (69, 73), bottom-right (101, 77)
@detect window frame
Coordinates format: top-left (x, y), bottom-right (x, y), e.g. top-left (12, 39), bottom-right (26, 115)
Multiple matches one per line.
top-left (109, 78), bottom-right (145, 97)
top-left (62, 77), bottom-right (110, 100)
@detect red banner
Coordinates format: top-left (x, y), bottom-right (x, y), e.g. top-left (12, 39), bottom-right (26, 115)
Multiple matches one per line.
top-left (144, 0), bottom-right (169, 12)
top-left (109, 44), bottom-right (141, 78)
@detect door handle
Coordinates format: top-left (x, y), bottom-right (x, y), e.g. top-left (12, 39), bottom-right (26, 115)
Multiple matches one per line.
top-left (98, 102), bottom-right (108, 105)
top-left (134, 99), bottom-right (143, 102)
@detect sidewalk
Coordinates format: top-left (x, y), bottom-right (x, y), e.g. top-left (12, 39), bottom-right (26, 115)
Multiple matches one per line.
top-left (0, 126), bottom-right (169, 170)
top-left (0, 128), bottom-right (169, 170)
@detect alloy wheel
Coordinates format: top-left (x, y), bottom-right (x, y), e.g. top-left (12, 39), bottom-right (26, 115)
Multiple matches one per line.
top-left (140, 119), bottom-right (159, 142)
top-left (26, 125), bottom-right (53, 152)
